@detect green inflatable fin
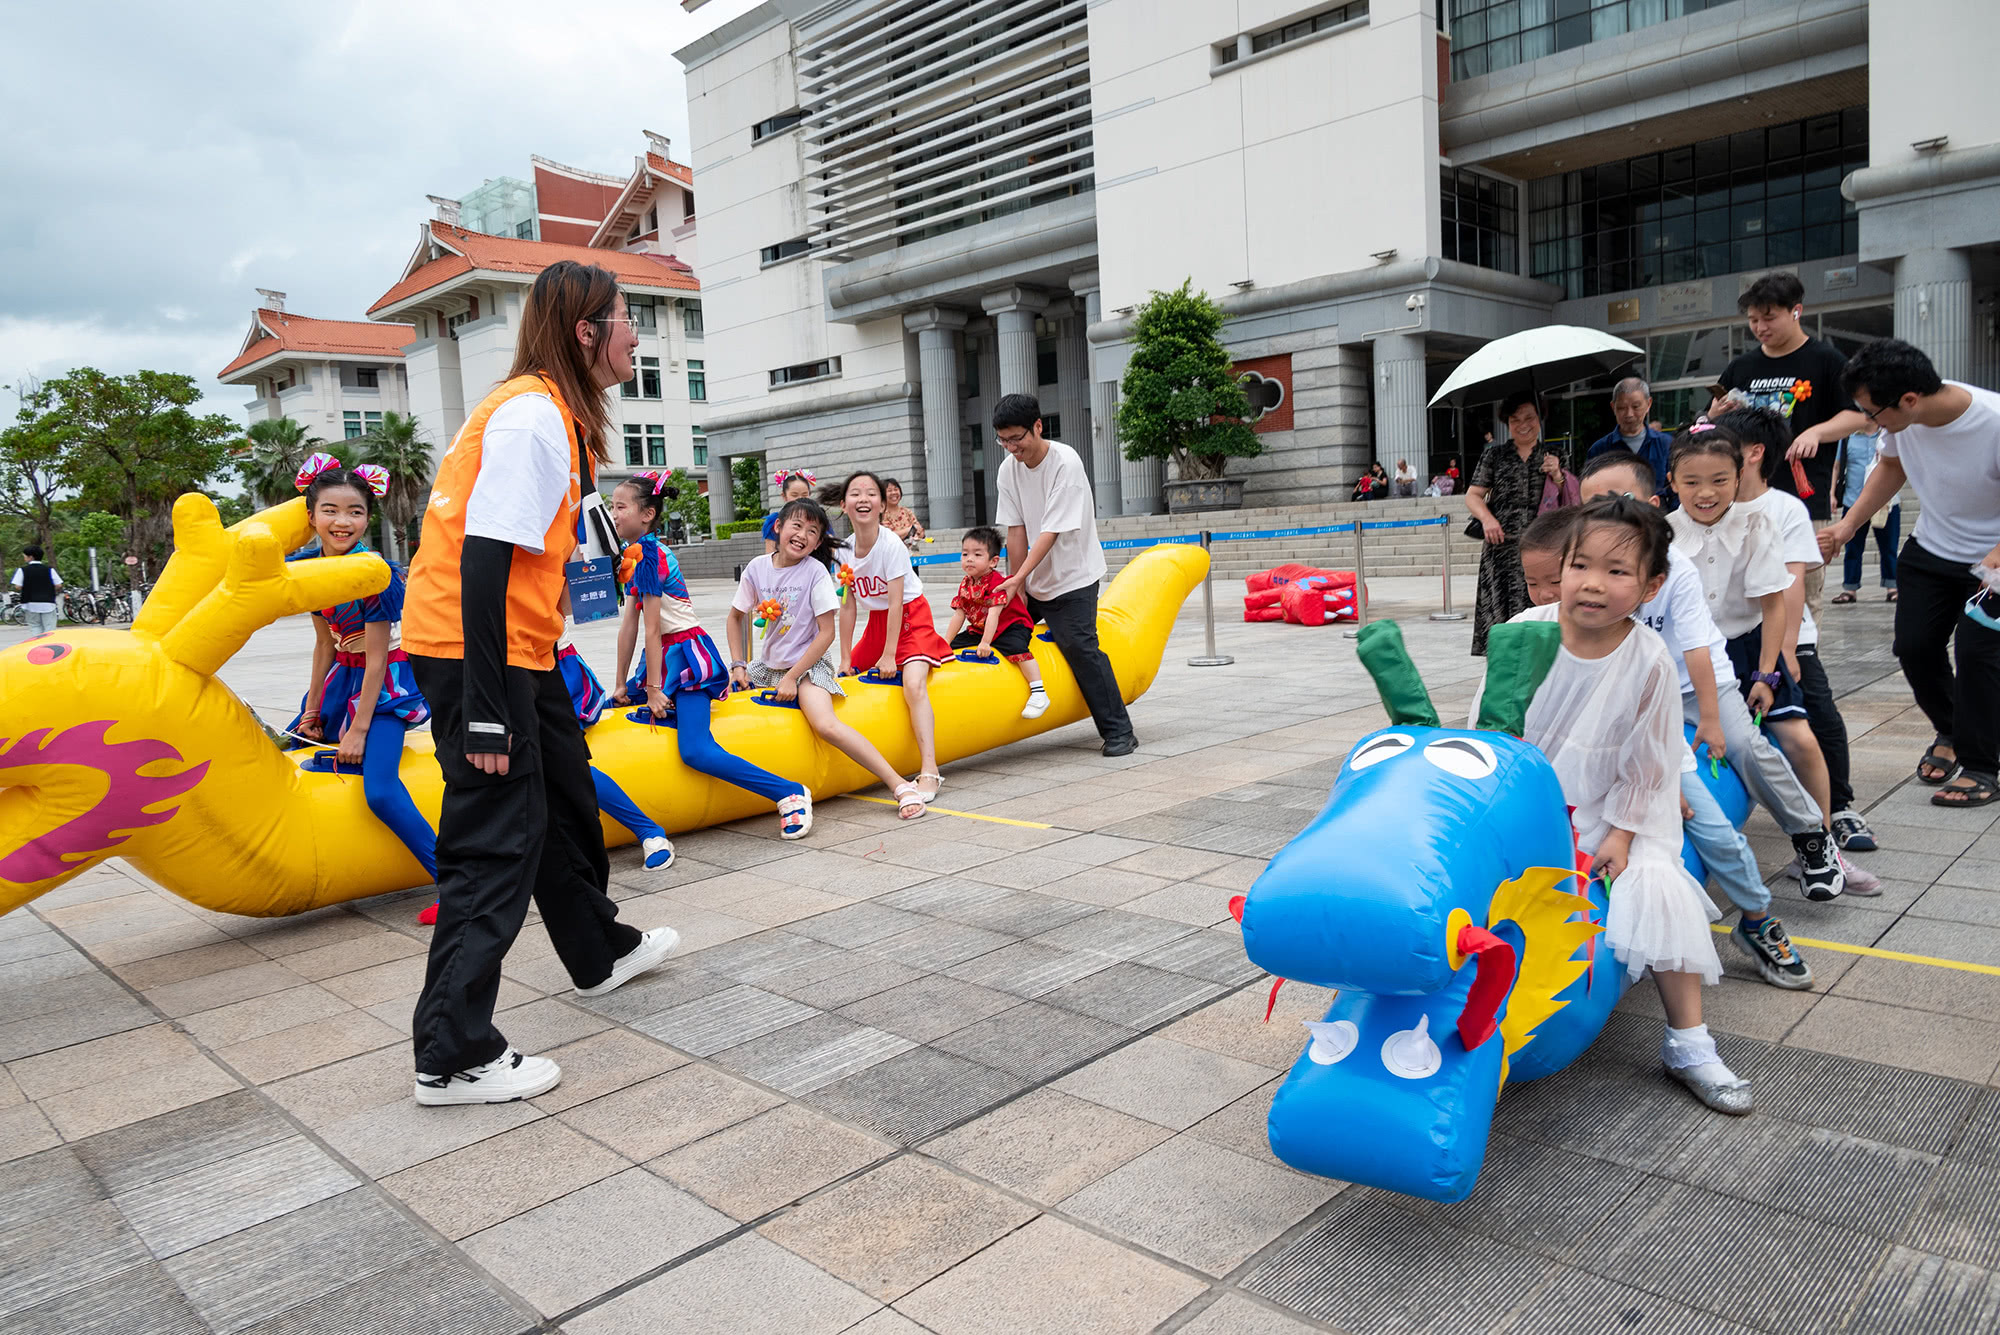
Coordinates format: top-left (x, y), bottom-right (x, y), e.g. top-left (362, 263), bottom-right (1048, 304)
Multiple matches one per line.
top-left (1355, 621), bottom-right (1439, 728)
top-left (1476, 620), bottom-right (1563, 737)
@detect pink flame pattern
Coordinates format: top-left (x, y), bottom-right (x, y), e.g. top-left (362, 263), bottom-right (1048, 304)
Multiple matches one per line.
top-left (0, 721), bottom-right (210, 883)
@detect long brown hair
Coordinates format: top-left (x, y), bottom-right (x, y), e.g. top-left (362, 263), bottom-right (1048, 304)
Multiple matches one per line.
top-left (508, 260), bottom-right (618, 465)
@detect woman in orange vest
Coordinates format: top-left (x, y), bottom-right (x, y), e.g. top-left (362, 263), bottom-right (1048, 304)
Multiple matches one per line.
top-left (401, 260), bottom-right (677, 1105)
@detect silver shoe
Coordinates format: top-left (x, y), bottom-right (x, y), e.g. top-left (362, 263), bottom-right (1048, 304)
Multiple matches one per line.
top-left (1666, 1061), bottom-right (1754, 1115)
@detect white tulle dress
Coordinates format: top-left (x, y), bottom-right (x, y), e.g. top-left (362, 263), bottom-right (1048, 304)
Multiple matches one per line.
top-left (1489, 606), bottom-right (1723, 984)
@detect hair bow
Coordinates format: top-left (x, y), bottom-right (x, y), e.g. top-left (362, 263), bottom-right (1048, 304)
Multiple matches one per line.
top-left (294, 452), bottom-right (346, 491)
top-left (773, 468), bottom-right (817, 487)
top-left (631, 469), bottom-right (673, 495)
top-left (350, 464), bottom-right (390, 497)
top-left (1689, 421), bottom-right (1717, 434)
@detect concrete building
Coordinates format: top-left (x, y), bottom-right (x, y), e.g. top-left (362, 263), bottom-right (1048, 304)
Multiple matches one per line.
top-left (217, 290), bottom-right (414, 439)
top-left (591, 130), bottom-right (703, 271)
top-left (673, 0), bottom-right (1999, 528)
top-left (367, 192), bottom-right (707, 484)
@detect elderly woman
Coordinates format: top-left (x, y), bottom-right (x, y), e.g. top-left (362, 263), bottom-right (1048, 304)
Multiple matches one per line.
top-left (881, 478), bottom-right (926, 549)
top-left (1463, 391), bottom-right (1564, 656)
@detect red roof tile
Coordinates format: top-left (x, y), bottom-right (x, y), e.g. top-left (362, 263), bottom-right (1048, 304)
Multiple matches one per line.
top-left (647, 152), bottom-right (695, 186)
top-left (219, 310), bottom-right (415, 380)
top-left (369, 221), bottom-right (699, 315)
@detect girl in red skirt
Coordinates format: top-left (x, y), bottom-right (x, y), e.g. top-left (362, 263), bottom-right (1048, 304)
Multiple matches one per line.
top-left (837, 471), bottom-right (951, 804)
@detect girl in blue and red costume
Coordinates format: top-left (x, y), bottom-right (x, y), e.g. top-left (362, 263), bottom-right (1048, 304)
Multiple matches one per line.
top-left (608, 472), bottom-right (814, 839)
top-left (558, 641), bottom-right (675, 869)
top-left (285, 453), bottom-right (437, 882)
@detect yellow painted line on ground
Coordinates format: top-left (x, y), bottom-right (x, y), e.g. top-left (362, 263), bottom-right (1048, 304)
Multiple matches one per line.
top-left (841, 793), bottom-right (1053, 829)
top-left (1709, 923), bottom-right (2000, 977)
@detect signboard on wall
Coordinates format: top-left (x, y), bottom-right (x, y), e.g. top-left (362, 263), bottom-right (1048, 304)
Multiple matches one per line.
top-left (1607, 298), bottom-right (1640, 325)
top-left (1231, 354), bottom-right (1294, 434)
top-left (1658, 282), bottom-right (1712, 320)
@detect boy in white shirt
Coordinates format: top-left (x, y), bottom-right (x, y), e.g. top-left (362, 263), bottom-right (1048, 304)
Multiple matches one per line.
top-left (991, 393), bottom-right (1135, 756)
top-left (1571, 454), bottom-right (1817, 986)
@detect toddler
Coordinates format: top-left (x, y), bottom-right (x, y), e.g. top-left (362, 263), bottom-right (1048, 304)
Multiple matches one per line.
top-left (728, 497), bottom-right (926, 820)
top-left (943, 525), bottom-right (1048, 720)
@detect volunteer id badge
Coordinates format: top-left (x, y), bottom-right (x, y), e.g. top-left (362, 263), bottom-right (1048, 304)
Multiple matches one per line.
top-left (565, 555), bottom-right (620, 624)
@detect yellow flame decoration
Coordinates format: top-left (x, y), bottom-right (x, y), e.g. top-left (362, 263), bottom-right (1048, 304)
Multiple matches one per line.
top-left (1485, 865), bottom-right (1602, 1090)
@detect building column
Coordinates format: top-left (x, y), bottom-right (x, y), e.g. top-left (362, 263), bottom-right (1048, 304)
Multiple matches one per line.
top-left (1894, 248), bottom-right (1975, 384)
top-left (1371, 331), bottom-right (1427, 473)
top-left (1056, 316), bottom-right (1092, 470)
top-left (1071, 272), bottom-right (1122, 518)
top-left (981, 286), bottom-right (1047, 400)
top-left (707, 448), bottom-right (735, 532)
top-left (905, 306), bottom-right (969, 529)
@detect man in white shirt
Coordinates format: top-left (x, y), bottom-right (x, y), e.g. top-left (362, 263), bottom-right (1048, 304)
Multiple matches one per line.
top-left (11, 545), bottom-right (62, 635)
top-left (991, 393), bottom-right (1135, 755)
top-left (1817, 338), bottom-right (2000, 809)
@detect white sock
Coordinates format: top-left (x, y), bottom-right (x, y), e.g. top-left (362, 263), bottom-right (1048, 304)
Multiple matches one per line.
top-left (1662, 1023), bottom-right (1720, 1070)
top-left (1027, 683), bottom-right (1045, 693)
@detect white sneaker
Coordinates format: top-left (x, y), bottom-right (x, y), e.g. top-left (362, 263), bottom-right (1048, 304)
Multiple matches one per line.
top-left (414, 1048), bottom-right (560, 1105)
top-left (574, 927), bottom-right (679, 999)
top-left (1837, 850), bottom-right (1882, 897)
top-left (642, 836), bottom-right (675, 870)
top-left (779, 790), bottom-right (813, 840)
top-left (1020, 689), bottom-right (1049, 720)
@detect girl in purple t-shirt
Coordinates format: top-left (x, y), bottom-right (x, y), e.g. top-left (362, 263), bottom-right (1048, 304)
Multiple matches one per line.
top-left (727, 498), bottom-right (926, 821)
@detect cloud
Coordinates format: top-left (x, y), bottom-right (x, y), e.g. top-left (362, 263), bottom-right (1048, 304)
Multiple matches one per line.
top-left (0, 0), bottom-right (764, 428)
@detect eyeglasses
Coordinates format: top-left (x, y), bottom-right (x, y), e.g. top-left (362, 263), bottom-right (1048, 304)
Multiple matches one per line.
top-left (994, 433), bottom-right (1030, 447)
top-left (595, 317), bottom-right (640, 332)
top-left (1862, 400), bottom-right (1897, 424)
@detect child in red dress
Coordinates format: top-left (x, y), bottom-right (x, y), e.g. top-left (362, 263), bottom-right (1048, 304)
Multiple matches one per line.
top-left (943, 526), bottom-right (1048, 720)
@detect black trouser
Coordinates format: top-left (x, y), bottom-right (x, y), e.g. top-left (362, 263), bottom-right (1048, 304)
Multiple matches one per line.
top-left (1793, 643), bottom-right (1852, 813)
top-left (1026, 583), bottom-right (1133, 743)
top-left (408, 655), bottom-right (641, 1076)
top-left (1894, 539), bottom-right (2000, 778)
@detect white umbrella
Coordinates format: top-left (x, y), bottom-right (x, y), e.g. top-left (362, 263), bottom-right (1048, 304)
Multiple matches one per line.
top-left (1428, 326), bottom-right (1644, 407)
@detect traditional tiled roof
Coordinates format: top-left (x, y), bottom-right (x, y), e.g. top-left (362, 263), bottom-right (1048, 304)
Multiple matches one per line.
top-left (648, 152), bottom-right (695, 186)
top-left (369, 221), bottom-right (701, 315)
top-left (219, 310), bottom-right (414, 380)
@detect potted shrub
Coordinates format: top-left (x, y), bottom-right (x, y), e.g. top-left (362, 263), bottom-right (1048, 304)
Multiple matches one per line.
top-left (1116, 280), bottom-right (1262, 513)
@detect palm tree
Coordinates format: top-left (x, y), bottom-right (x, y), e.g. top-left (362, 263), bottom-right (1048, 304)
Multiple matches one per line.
top-left (353, 411), bottom-right (433, 562)
top-left (237, 417), bottom-right (322, 507)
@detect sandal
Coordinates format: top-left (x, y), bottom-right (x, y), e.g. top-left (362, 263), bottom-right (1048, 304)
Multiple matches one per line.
top-left (894, 784), bottom-right (927, 820)
top-left (1887, 589), bottom-right (1899, 602)
top-left (1933, 773), bottom-right (1999, 808)
top-left (778, 791), bottom-right (813, 840)
top-left (915, 772), bottom-right (944, 805)
top-left (1831, 591), bottom-right (1858, 605)
top-left (1917, 739), bottom-right (1959, 786)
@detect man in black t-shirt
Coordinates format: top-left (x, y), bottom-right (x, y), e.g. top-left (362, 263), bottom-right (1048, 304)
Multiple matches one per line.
top-left (1715, 272), bottom-right (1870, 523)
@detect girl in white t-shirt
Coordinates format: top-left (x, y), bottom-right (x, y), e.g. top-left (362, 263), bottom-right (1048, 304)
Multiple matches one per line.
top-left (727, 497), bottom-right (926, 821)
top-left (1487, 495), bottom-right (1748, 1114)
top-left (837, 472), bottom-right (952, 805)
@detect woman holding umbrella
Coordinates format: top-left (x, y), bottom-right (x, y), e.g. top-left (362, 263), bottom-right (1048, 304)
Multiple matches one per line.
top-left (1464, 391), bottom-right (1561, 655)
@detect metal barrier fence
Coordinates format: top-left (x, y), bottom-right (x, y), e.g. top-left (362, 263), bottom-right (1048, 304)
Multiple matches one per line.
top-left (909, 514), bottom-right (1465, 667)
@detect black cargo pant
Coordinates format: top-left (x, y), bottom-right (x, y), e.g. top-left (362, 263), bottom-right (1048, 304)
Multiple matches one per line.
top-left (1894, 539), bottom-right (2000, 778)
top-left (409, 655), bottom-right (640, 1076)
top-left (1026, 583), bottom-right (1134, 744)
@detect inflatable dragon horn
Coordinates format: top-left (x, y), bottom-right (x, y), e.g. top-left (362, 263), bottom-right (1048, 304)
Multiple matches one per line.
top-left (1238, 620), bottom-right (1626, 1203)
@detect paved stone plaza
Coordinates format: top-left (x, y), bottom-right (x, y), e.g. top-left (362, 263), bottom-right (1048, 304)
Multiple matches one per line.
top-left (3, 577), bottom-right (1997, 1334)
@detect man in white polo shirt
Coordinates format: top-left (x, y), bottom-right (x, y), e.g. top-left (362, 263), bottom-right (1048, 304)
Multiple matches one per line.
top-left (991, 393), bottom-right (1136, 756)
top-left (1817, 338), bottom-right (2000, 809)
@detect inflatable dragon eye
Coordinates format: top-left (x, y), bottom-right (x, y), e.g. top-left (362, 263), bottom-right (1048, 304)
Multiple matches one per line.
top-left (1424, 737), bottom-right (1497, 779)
top-left (1347, 733), bottom-right (1414, 770)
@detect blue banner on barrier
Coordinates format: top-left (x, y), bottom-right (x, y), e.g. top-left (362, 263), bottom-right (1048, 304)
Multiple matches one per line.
top-left (905, 513), bottom-right (1446, 565)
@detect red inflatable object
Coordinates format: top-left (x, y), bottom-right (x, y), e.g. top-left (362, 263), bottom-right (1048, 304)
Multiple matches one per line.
top-left (1243, 565), bottom-right (1360, 625)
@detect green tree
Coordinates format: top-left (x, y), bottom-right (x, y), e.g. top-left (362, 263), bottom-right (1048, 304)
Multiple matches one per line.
top-left (0, 376), bottom-right (64, 549)
top-left (1116, 280), bottom-right (1261, 482)
top-left (236, 416), bottom-right (322, 507)
top-left (41, 368), bottom-right (236, 575)
top-left (731, 455), bottom-right (765, 519)
top-left (353, 411), bottom-right (433, 560)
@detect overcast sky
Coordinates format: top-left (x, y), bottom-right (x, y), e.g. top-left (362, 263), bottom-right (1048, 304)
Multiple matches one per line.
top-left (0, 0), bottom-right (763, 429)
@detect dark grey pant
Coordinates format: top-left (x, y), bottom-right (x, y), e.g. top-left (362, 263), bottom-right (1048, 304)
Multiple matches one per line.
top-left (1026, 583), bottom-right (1134, 744)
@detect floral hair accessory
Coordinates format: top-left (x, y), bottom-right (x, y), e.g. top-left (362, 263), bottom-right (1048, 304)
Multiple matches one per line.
top-left (349, 465), bottom-right (391, 498)
top-left (295, 452), bottom-right (346, 491)
top-left (772, 468), bottom-right (817, 487)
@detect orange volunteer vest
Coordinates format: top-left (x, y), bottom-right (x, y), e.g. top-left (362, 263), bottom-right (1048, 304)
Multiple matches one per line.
top-left (402, 374), bottom-right (585, 671)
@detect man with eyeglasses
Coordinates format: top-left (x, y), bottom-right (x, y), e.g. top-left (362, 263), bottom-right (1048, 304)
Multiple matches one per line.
top-left (991, 393), bottom-right (1136, 756)
top-left (1813, 338), bottom-right (2000, 810)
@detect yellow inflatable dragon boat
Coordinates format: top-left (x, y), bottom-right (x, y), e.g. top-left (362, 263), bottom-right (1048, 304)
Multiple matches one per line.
top-left (0, 494), bottom-right (1206, 918)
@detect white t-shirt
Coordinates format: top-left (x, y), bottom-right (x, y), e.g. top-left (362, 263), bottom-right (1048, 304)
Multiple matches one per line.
top-left (840, 529), bottom-right (922, 611)
top-left (10, 563), bottom-right (62, 612)
top-left (462, 393), bottom-right (574, 555)
top-left (1667, 505), bottom-right (1794, 640)
top-left (1737, 488), bottom-right (1821, 646)
top-left (1639, 548), bottom-right (1735, 694)
top-left (732, 554), bottom-right (841, 668)
top-left (1878, 381), bottom-right (2000, 565)
top-left (995, 439), bottom-right (1106, 600)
